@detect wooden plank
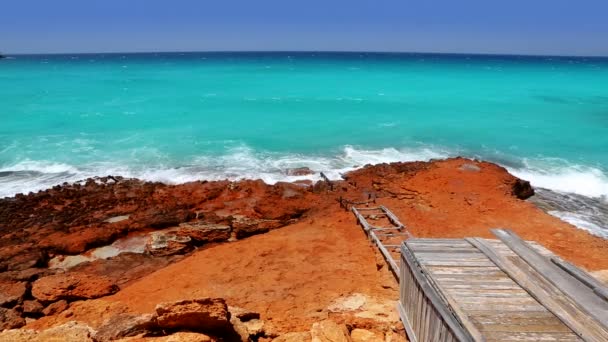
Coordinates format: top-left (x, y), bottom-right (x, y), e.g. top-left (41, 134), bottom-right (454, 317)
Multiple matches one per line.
top-left (445, 289), bottom-right (531, 298)
top-left (439, 283), bottom-right (522, 290)
top-left (484, 331), bottom-right (581, 341)
top-left (551, 258), bottom-right (608, 301)
top-left (400, 244), bottom-right (476, 342)
top-left (415, 252), bottom-right (486, 259)
top-left (419, 260), bottom-right (496, 267)
top-left (407, 239), bottom-right (472, 246)
top-left (425, 266), bottom-right (506, 276)
top-left (469, 237), bottom-right (608, 341)
top-left (492, 229), bottom-right (608, 327)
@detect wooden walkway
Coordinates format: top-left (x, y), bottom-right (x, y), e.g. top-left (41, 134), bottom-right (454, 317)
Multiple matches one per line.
top-left (399, 230), bottom-right (608, 342)
top-left (349, 204), bottom-right (608, 341)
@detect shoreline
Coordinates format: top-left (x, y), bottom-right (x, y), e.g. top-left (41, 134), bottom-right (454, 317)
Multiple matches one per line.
top-left (1, 157), bottom-right (607, 339)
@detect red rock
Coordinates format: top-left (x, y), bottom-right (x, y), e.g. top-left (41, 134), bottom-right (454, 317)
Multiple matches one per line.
top-left (154, 298), bottom-right (231, 333)
top-left (0, 268), bottom-right (49, 282)
top-left (0, 281), bottom-right (26, 306)
top-left (176, 222), bottom-right (232, 243)
top-left (138, 208), bottom-right (194, 229)
top-left (32, 272), bottom-right (119, 302)
top-left (231, 215), bottom-right (283, 239)
top-left (22, 300), bottom-right (44, 315)
top-left (41, 300), bottom-right (69, 316)
top-left (0, 307), bottom-right (25, 330)
top-left (145, 231), bottom-right (193, 256)
top-left (93, 313), bottom-right (156, 340)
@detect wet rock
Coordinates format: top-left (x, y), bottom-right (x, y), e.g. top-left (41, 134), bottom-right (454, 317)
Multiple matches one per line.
top-left (231, 215), bottom-right (282, 239)
top-left (0, 307), bottom-right (25, 330)
top-left (177, 222), bottom-right (232, 243)
top-left (310, 320), bottom-right (351, 342)
top-left (145, 231), bottom-right (193, 256)
top-left (350, 329), bottom-right (383, 342)
top-left (32, 272), bottom-right (119, 302)
top-left (0, 281), bottom-right (26, 307)
top-left (22, 300), bottom-right (44, 315)
top-left (272, 332), bottom-right (312, 342)
top-left (286, 167), bottom-right (314, 176)
top-left (94, 313), bottom-right (156, 340)
top-left (42, 300), bottom-right (69, 316)
top-left (154, 298), bottom-right (231, 333)
top-left (512, 178), bottom-right (534, 199)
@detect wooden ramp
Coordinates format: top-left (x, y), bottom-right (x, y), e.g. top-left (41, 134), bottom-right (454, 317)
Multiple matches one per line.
top-left (352, 205), bottom-right (413, 275)
top-left (399, 229), bottom-right (608, 342)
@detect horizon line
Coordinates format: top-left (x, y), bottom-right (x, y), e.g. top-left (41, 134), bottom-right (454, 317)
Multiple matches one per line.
top-left (3, 49), bottom-right (608, 59)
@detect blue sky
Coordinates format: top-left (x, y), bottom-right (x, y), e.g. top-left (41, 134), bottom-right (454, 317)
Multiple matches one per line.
top-left (1, 0), bottom-right (607, 56)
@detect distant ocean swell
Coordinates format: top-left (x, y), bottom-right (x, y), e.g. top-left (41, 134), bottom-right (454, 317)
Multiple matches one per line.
top-left (1, 145), bottom-right (606, 238)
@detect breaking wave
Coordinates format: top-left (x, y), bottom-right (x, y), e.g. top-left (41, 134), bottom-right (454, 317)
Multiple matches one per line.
top-left (1, 145), bottom-right (606, 237)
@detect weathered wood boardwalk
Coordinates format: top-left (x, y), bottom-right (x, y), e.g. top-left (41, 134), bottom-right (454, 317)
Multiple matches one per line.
top-left (399, 230), bottom-right (608, 342)
top-left (350, 205), bottom-right (608, 341)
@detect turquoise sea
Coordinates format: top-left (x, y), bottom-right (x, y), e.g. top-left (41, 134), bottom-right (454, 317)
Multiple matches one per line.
top-left (1, 52), bottom-right (607, 236)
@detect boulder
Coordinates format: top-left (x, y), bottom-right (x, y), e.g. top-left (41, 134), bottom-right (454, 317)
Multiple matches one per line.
top-left (42, 300), bottom-right (69, 316)
top-left (512, 179), bottom-right (534, 200)
top-left (22, 300), bottom-right (44, 315)
top-left (0, 281), bottom-right (26, 306)
top-left (176, 223), bottom-right (232, 243)
top-left (32, 273), bottom-right (119, 302)
top-left (0, 307), bottom-right (25, 330)
top-left (272, 332), bottom-right (312, 342)
top-left (350, 329), bottom-right (383, 342)
top-left (231, 215), bottom-right (282, 239)
top-left (154, 298), bottom-right (231, 333)
top-left (145, 231), bottom-right (193, 256)
top-left (310, 320), bottom-right (351, 342)
top-left (94, 313), bottom-right (156, 341)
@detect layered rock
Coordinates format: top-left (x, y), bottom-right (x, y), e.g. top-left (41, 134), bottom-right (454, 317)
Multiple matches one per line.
top-left (154, 298), bottom-right (232, 333)
top-left (32, 273), bottom-right (119, 302)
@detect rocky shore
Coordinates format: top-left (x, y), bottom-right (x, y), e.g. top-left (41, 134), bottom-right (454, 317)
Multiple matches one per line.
top-left (1, 158), bottom-right (607, 341)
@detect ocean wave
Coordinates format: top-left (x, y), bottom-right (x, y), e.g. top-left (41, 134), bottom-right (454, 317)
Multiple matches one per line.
top-left (0, 145), bottom-right (450, 198)
top-left (507, 159), bottom-right (608, 198)
top-left (1, 146), bottom-right (607, 238)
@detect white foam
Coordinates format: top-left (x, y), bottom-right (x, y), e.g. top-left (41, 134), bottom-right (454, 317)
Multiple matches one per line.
top-left (548, 211), bottom-right (608, 239)
top-left (1, 145), bottom-right (607, 237)
top-left (508, 160), bottom-right (608, 198)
